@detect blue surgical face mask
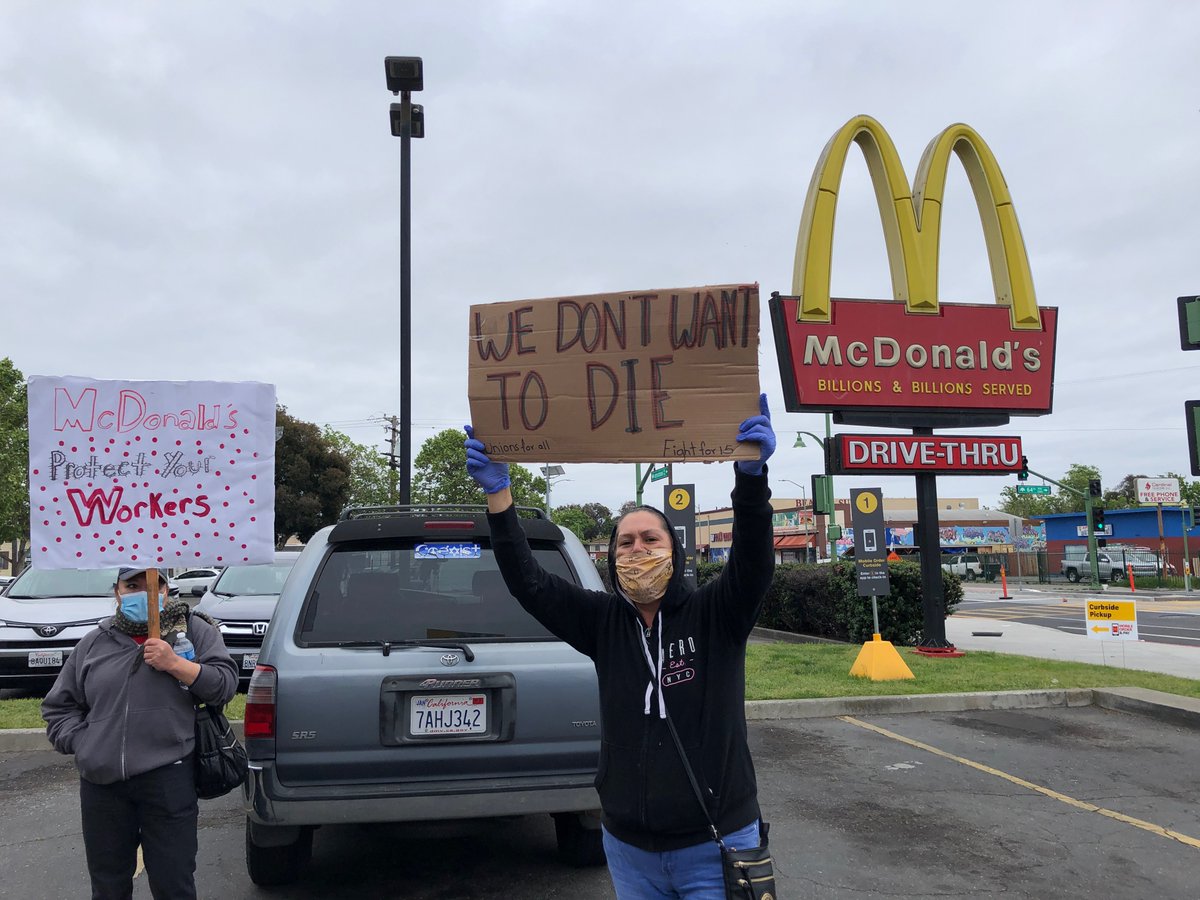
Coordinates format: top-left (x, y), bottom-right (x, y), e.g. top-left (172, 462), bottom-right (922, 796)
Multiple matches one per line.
top-left (118, 591), bottom-right (164, 623)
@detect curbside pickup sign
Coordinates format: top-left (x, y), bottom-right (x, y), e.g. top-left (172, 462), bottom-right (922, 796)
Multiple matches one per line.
top-left (1086, 600), bottom-right (1138, 641)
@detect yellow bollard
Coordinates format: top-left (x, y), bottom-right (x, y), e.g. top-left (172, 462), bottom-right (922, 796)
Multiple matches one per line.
top-left (850, 633), bottom-right (915, 681)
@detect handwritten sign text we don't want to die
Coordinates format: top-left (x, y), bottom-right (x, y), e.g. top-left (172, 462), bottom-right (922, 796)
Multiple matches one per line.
top-left (467, 284), bottom-right (761, 464)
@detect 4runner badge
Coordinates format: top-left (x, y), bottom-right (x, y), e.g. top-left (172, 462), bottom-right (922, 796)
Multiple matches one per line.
top-left (440, 653), bottom-right (460, 667)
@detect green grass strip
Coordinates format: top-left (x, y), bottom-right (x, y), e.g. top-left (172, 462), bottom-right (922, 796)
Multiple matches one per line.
top-left (2, 646), bottom-right (1197, 730)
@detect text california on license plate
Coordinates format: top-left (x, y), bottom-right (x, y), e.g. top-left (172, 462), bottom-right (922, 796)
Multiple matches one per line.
top-left (29, 650), bottom-right (63, 668)
top-left (242, 654), bottom-right (258, 670)
top-left (410, 693), bottom-right (487, 735)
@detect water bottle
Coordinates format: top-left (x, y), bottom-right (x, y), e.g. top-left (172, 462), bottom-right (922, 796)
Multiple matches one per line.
top-left (173, 632), bottom-right (196, 662)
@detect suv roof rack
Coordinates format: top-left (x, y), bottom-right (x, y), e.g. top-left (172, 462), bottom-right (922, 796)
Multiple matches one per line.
top-left (338, 504), bottom-right (549, 521)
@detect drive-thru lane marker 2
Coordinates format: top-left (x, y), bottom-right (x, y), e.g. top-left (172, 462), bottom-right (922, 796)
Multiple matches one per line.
top-left (838, 716), bottom-right (1200, 851)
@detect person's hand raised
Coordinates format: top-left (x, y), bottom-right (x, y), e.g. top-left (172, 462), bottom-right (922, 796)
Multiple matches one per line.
top-left (464, 425), bottom-right (511, 494)
top-left (735, 394), bottom-right (775, 476)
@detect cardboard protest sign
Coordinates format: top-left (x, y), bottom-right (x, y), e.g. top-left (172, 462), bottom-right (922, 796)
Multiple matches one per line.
top-left (27, 377), bottom-right (277, 569)
top-left (468, 284), bottom-right (761, 463)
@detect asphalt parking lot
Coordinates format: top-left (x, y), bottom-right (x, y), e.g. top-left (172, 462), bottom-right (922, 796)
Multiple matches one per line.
top-left (3, 705), bottom-right (1197, 899)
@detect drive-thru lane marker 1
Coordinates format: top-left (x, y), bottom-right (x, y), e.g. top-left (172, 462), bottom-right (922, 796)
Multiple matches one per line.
top-left (838, 716), bottom-right (1200, 852)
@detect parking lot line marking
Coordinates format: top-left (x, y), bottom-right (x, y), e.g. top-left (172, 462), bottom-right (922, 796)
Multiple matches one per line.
top-left (838, 716), bottom-right (1200, 852)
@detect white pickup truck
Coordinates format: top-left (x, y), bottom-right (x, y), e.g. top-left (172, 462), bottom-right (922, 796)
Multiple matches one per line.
top-left (1060, 548), bottom-right (1161, 583)
top-left (941, 553), bottom-right (984, 581)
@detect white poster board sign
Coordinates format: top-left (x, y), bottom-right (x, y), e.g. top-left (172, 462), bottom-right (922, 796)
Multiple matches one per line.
top-left (28, 376), bottom-right (276, 570)
top-left (1136, 478), bottom-right (1181, 504)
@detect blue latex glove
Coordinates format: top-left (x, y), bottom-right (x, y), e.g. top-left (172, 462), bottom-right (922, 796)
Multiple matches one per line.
top-left (464, 425), bottom-right (511, 494)
top-left (735, 394), bottom-right (775, 476)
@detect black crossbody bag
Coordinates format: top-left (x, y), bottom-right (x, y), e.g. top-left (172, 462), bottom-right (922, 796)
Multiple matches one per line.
top-left (185, 613), bottom-right (249, 799)
top-left (664, 713), bottom-right (777, 900)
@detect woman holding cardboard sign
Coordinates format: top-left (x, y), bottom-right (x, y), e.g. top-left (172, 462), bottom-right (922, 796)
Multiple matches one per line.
top-left (42, 566), bottom-right (237, 900)
top-left (465, 394), bottom-right (777, 900)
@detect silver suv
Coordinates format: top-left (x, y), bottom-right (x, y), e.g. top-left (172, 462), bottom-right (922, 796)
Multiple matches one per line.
top-left (241, 505), bottom-right (605, 886)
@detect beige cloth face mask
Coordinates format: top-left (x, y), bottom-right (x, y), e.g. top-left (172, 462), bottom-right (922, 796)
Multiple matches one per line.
top-left (616, 548), bottom-right (674, 605)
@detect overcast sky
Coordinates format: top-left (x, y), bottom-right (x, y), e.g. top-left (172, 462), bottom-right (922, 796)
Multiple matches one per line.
top-left (4, 2), bottom-right (1199, 520)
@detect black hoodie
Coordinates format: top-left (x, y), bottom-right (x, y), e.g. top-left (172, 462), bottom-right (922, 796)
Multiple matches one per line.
top-left (488, 466), bottom-right (774, 851)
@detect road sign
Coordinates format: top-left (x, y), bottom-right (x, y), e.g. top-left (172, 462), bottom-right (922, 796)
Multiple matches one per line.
top-left (1136, 477), bottom-right (1181, 504)
top-left (1085, 600), bottom-right (1138, 641)
top-left (1077, 524), bottom-right (1112, 536)
top-left (1016, 484), bottom-right (1051, 495)
top-left (850, 488), bottom-right (890, 597)
top-left (662, 484), bottom-right (697, 588)
top-left (649, 465), bottom-right (669, 482)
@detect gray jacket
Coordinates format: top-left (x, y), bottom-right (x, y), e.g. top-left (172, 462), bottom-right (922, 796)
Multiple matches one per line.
top-left (41, 615), bottom-right (238, 785)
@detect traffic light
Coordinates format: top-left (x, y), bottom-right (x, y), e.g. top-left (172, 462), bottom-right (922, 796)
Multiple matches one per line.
top-left (1187, 400), bottom-right (1200, 477)
top-left (1088, 478), bottom-right (1102, 498)
top-left (1017, 456), bottom-right (1029, 481)
top-left (1178, 295), bottom-right (1200, 351)
top-left (1093, 506), bottom-right (1106, 531)
top-left (811, 474), bottom-right (834, 516)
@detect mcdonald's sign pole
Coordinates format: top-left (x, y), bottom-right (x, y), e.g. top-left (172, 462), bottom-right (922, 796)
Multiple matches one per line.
top-left (771, 115), bottom-right (1058, 652)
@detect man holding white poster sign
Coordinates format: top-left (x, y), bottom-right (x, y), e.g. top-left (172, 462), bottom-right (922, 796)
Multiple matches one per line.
top-left (30, 376), bottom-right (273, 899)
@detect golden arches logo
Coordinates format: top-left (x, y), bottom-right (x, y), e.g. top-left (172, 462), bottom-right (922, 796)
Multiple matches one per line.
top-left (792, 115), bottom-right (1040, 331)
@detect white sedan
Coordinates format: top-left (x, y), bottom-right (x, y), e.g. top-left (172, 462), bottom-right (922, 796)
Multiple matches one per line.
top-left (171, 568), bottom-right (222, 597)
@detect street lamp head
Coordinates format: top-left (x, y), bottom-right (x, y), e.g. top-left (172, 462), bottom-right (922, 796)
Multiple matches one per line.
top-left (384, 56), bottom-right (423, 94)
top-left (390, 103), bottom-right (425, 139)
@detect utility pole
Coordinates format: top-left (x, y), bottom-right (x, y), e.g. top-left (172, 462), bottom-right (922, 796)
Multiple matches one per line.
top-left (383, 415), bottom-right (401, 503)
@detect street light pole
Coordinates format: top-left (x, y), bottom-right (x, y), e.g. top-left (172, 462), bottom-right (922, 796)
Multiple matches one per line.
top-left (386, 56), bottom-right (425, 504)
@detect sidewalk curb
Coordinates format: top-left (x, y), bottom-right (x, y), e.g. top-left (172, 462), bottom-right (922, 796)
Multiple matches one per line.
top-left (6, 687), bottom-right (1199, 752)
top-left (744, 688), bottom-right (1094, 720)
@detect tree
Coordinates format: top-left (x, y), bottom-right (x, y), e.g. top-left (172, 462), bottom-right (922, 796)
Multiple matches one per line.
top-left (997, 462), bottom-right (1101, 517)
top-left (0, 359), bottom-right (29, 571)
top-left (995, 486), bottom-right (1054, 519)
top-left (274, 407), bottom-right (351, 547)
top-left (551, 505), bottom-right (593, 541)
top-left (579, 502), bottom-right (615, 541)
top-left (322, 427), bottom-right (393, 508)
top-left (618, 500), bottom-right (639, 517)
top-left (413, 428), bottom-right (546, 509)
top-left (1104, 474), bottom-right (1146, 510)
top-left (552, 502), bottom-right (614, 541)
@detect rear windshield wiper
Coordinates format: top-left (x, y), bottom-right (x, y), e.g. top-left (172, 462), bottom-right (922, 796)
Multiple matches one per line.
top-left (334, 639), bottom-right (475, 661)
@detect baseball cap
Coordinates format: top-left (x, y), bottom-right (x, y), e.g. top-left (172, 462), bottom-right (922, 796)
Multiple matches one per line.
top-left (116, 566), bottom-right (169, 583)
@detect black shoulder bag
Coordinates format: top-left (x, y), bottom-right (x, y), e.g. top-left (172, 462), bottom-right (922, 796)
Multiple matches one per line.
top-left (665, 713), bottom-right (777, 900)
top-left (186, 613), bottom-right (249, 799)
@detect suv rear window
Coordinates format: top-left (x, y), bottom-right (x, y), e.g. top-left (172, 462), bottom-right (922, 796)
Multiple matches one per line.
top-left (297, 539), bottom-right (573, 644)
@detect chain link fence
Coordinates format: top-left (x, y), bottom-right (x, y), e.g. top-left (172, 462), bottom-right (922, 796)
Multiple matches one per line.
top-left (961, 546), bottom-right (1194, 588)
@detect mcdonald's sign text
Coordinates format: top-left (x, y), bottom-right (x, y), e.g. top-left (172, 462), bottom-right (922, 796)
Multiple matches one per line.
top-left (771, 296), bottom-right (1058, 414)
top-left (830, 434), bottom-right (1024, 476)
top-left (773, 115), bottom-right (1058, 417)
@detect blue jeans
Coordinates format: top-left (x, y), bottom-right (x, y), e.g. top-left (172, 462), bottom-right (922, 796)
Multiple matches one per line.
top-left (602, 820), bottom-right (760, 899)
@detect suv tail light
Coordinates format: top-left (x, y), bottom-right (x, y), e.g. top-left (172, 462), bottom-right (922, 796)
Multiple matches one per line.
top-left (244, 665), bottom-right (277, 741)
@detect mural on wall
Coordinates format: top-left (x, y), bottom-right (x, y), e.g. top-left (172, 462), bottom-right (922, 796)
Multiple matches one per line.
top-left (833, 523), bottom-right (1046, 556)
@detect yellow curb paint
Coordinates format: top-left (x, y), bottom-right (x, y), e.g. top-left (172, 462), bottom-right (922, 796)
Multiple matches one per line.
top-left (838, 716), bottom-right (1200, 851)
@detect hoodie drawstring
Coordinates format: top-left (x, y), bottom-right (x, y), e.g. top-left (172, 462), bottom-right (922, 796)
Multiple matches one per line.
top-left (636, 611), bottom-right (666, 718)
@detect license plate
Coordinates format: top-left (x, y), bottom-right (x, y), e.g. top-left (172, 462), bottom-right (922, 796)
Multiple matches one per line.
top-left (29, 650), bottom-right (63, 668)
top-left (410, 694), bottom-right (487, 736)
top-left (242, 654), bottom-right (258, 670)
